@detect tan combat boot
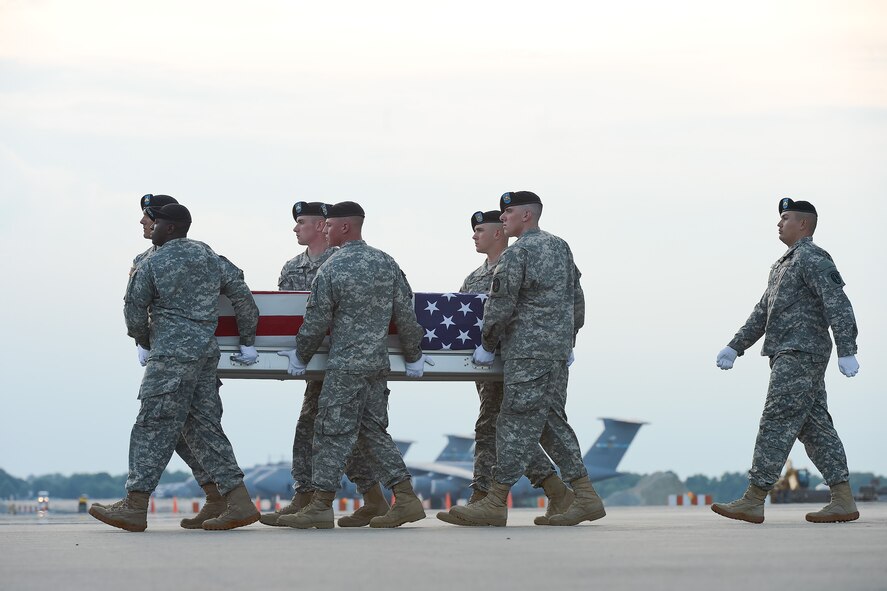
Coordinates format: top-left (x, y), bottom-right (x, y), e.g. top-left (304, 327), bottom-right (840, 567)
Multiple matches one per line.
top-left (534, 474), bottom-right (576, 525)
top-left (180, 483), bottom-right (226, 530)
top-left (278, 490), bottom-right (335, 529)
top-left (710, 484), bottom-right (767, 524)
top-left (806, 481), bottom-right (859, 523)
top-left (259, 491), bottom-right (313, 526)
top-left (436, 488), bottom-right (488, 526)
top-left (201, 484), bottom-right (260, 530)
top-left (369, 480), bottom-right (426, 528)
top-left (446, 482), bottom-right (510, 527)
top-left (549, 476), bottom-right (606, 526)
top-left (338, 483), bottom-right (390, 527)
top-left (88, 491), bottom-right (151, 532)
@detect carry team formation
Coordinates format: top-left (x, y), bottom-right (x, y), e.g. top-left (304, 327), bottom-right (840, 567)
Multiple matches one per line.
top-left (88, 192), bottom-right (861, 532)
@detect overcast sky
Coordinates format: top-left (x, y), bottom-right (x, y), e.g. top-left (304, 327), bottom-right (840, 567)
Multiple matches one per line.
top-left (1, 0), bottom-right (885, 484)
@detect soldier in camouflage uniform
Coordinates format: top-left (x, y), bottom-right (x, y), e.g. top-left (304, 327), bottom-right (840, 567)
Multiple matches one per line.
top-left (276, 201), bottom-right (430, 529)
top-left (444, 192), bottom-right (604, 528)
top-left (438, 210), bottom-right (574, 527)
top-left (261, 201), bottom-right (384, 528)
top-left (712, 198), bottom-right (860, 524)
top-left (89, 203), bottom-right (261, 532)
top-left (124, 193), bottom-right (252, 530)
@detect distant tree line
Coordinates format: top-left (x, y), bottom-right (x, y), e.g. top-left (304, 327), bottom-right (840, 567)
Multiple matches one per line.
top-left (0, 468), bottom-right (191, 500)
top-left (2, 467), bottom-right (883, 501)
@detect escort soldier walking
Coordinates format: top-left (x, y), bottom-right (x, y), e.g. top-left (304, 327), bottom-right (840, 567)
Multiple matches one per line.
top-left (442, 191), bottom-right (604, 527)
top-left (122, 194), bottom-right (257, 530)
top-left (260, 201), bottom-right (385, 528)
top-left (90, 203), bottom-right (261, 532)
top-left (712, 198), bottom-right (860, 524)
top-left (437, 210), bottom-right (573, 526)
top-left (276, 201), bottom-right (430, 529)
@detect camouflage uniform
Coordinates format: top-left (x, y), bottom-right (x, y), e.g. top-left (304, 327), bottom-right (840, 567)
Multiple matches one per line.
top-left (124, 238), bottom-right (258, 495)
top-left (482, 227), bottom-right (587, 486)
top-left (460, 260), bottom-right (555, 491)
top-left (728, 236), bottom-right (858, 489)
top-left (278, 248), bottom-right (377, 495)
top-left (295, 240), bottom-right (424, 493)
top-left (131, 245), bottom-right (214, 488)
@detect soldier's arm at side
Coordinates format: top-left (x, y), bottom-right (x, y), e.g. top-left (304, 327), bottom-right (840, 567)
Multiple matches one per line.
top-left (392, 267), bottom-right (423, 363)
top-left (124, 266), bottom-right (154, 349)
top-left (219, 257), bottom-right (259, 346)
top-left (296, 273), bottom-right (333, 363)
top-left (727, 292), bottom-right (768, 356)
top-left (804, 258), bottom-right (859, 357)
top-left (572, 264), bottom-right (585, 345)
top-left (481, 248), bottom-right (523, 352)
top-left (277, 261), bottom-right (293, 291)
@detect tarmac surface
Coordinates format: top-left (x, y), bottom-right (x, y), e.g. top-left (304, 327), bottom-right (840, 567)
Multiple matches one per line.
top-left (1, 503), bottom-right (886, 591)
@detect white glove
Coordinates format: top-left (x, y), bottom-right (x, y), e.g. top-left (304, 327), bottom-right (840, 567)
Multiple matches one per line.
top-left (716, 346), bottom-right (738, 370)
top-left (472, 345), bottom-right (495, 366)
top-left (838, 355), bottom-right (859, 377)
top-left (567, 350), bottom-right (575, 367)
top-left (404, 354), bottom-right (435, 378)
top-left (136, 344), bottom-right (149, 367)
top-left (277, 349), bottom-right (306, 376)
top-left (231, 345), bottom-right (259, 365)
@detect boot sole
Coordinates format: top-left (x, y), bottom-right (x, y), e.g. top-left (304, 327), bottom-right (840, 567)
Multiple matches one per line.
top-left (711, 504), bottom-right (764, 524)
top-left (436, 511), bottom-right (486, 526)
top-left (279, 519), bottom-right (335, 529)
top-left (369, 512), bottom-right (427, 528)
top-left (202, 512), bottom-right (261, 531)
top-left (88, 507), bottom-right (146, 532)
top-left (806, 511), bottom-right (860, 523)
top-left (548, 508), bottom-right (606, 526)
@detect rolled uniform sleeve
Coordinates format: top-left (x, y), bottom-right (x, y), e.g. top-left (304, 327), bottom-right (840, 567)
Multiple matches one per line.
top-left (481, 248), bottom-right (524, 352)
top-left (804, 259), bottom-right (858, 357)
top-left (220, 257), bottom-right (259, 347)
top-left (296, 272), bottom-right (334, 363)
top-left (124, 266), bottom-right (154, 349)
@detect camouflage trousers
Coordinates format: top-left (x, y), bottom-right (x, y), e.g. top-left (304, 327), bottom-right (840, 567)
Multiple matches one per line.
top-left (493, 359), bottom-right (588, 486)
top-left (473, 380), bottom-right (555, 491)
top-left (291, 379), bottom-right (378, 494)
top-left (749, 351), bottom-right (850, 489)
top-left (171, 376), bottom-right (224, 487)
top-left (126, 355), bottom-right (244, 495)
top-left (311, 369), bottom-right (410, 493)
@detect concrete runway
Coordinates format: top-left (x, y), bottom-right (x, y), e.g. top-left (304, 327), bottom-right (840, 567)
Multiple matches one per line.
top-left (1, 504), bottom-right (885, 591)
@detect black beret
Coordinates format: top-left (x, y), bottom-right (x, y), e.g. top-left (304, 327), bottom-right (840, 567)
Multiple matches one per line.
top-left (140, 194), bottom-right (178, 211)
top-left (779, 198), bottom-right (817, 216)
top-left (499, 191), bottom-right (542, 212)
top-left (471, 210), bottom-right (503, 229)
top-left (322, 201), bottom-right (365, 219)
top-left (148, 203), bottom-right (192, 223)
top-left (292, 201), bottom-right (328, 221)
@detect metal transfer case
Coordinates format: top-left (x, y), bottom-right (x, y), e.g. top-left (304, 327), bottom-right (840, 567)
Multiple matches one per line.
top-left (215, 291), bottom-right (502, 382)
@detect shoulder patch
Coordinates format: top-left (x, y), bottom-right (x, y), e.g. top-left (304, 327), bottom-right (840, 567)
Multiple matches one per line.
top-left (492, 278), bottom-right (500, 293)
top-left (830, 271), bottom-right (843, 285)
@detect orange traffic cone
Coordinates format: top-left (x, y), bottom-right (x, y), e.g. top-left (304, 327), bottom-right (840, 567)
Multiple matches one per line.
top-left (444, 492), bottom-right (452, 510)
top-left (150, 497), bottom-right (156, 513)
top-left (172, 497), bottom-right (178, 513)
top-left (507, 492), bottom-right (513, 508)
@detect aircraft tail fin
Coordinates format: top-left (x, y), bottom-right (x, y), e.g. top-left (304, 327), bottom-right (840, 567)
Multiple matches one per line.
top-left (393, 439), bottom-right (414, 458)
top-left (583, 418), bottom-right (647, 473)
top-left (435, 434), bottom-right (475, 462)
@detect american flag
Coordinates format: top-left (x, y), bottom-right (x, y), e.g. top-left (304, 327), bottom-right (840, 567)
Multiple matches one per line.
top-left (414, 292), bottom-right (486, 351)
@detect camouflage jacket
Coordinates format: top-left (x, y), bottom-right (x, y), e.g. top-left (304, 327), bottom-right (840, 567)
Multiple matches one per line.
top-left (729, 237), bottom-right (858, 359)
top-left (482, 228), bottom-right (585, 361)
top-left (296, 239), bottom-right (424, 371)
top-left (278, 247), bottom-right (336, 291)
top-left (460, 259), bottom-right (496, 294)
top-left (125, 238), bottom-right (258, 360)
